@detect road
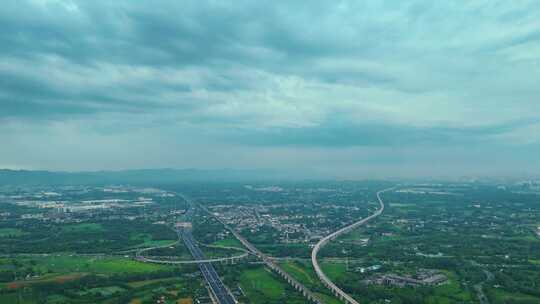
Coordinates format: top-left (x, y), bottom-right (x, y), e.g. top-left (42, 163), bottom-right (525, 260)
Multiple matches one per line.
top-left (135, 232), bottom-right (249, 265)
top-left (182, 229), bottom-right (237, 304)
top-left (136, 251), bottom-right (248, 265)
top-left (148, 194), bottom-right (236, 304)
top-left (311, 187), bottom-right (394, 304)
top-left (198, 204), bottom-right (323, 304)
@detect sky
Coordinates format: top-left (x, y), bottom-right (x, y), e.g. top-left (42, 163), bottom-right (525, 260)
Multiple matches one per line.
top-left (1, 0), bottom-right (540, 178)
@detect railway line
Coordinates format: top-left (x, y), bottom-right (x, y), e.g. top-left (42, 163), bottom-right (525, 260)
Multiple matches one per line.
top-left (199, 204), bottom-right (324, 304)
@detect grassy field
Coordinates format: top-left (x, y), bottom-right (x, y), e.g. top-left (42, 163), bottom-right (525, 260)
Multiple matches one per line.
top-left (487, 288), bottom-right (540, 303)
top-left (280, 261), bottom-right (319, 287)
top-left (320, 262), bottom-right (347, 282)
top-left (28, 255), bottom-right (167, 274)
top-left (1, 271), bottom-right (198, 304)
top-left (81, 257), bottom-right (166, 273)
top-left (317, 293), bottom-right (343, 304)
top-left (129, 233), bottom-right (177, 248)
top-left (127, 277), bottom-right (180, 288)
top-left (46, 294), bottom-right (71, 304)
top-left (0, 292), bottom-right (37, 304)
top-left (280, 261), bottom-right (342, 304)
top-left (0, 255), bottom-right (168, 290)
top-left (0, 257), bottom-right (200, 304)
top-left (61, 223), bottom-right (104, 233)
top-left (239, 267), bottom-right (287, 301)
top-left (137, 239), bottom-right (177, 247)
top-left (211, 237), bottom-right (244, 248)
top-left (0, 273), bottom-right (87, 289)
top-left (0, 228), bottom-right (24, 237)
top-left (529, 259), bottom-right (540, 265)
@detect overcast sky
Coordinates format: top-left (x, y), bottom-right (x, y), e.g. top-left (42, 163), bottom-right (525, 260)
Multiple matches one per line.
top-left (1, 0), bottom-right (540, 178)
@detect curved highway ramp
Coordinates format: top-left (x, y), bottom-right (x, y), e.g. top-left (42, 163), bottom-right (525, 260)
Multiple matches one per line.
top-left (311, 187), bottom-right (394, 304)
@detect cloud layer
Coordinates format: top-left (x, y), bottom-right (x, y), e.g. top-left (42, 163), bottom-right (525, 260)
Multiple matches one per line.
top-left (1, 0), bottom-right (540, 177)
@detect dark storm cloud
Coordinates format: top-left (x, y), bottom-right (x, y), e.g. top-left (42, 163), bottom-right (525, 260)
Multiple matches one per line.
top-left (2, 1), bottom-right (539, 119)
top-left (0, 0), bottom-right (401, 102)
top-left (1, 0), bottom-right (540, 174)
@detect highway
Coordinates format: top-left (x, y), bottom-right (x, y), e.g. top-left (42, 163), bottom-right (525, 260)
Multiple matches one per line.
top-left (198, 204), bottom-right (323, 304)
top-left (136, 251), bottom-right (248, 265)
top-left (160, 194), bottom-right (236, 304)
top-left (311, 187), bottom-right (395, 304)
top-left (135, 232), bottom-right (249, 265)
top-left (182, 229), bottom-right (237, 304)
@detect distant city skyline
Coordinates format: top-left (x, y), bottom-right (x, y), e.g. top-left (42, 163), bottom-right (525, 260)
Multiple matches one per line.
top-left (1, 1), bottom-right (540, 178)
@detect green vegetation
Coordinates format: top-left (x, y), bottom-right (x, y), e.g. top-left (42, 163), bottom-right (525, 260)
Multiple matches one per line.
top-left (0, 219), bottom-right (178, 254)
top-left (38, 255), bottom-right (167, 274)
top-left (62, 223), bottom-right (104, 232)
top-left (0, 293), bottom-right (35, 304)
top-left (0, 255), bottom-right (168, 280)
top-left (280, 261), bottom-right (342, 304)
top-left (129, 233), bottom-right (177, 248)
top-left (240, 267), bottom-right (286, 300)
top-left (425, 272), bottom-right (474, 303)
top-left (487, 288), bottom-right (540, 304)
top-left (46, 294), bottom-right (71, 304)
top-left (235, 266), bottom-right (308, 303)
top-left (317, 293), bottom-right (343, 304)
top-left (127, 277), bottom-right (180, 288)
top-left (281, 261), bottom-right (319, 286)
top-left (211, 237), bottom-right (244, 249)
top-left (320, 262), bottom-right (347, 282)
top-left (1, 181), bottom-right (539, 303)
top-left (0, 228), bottom-right (24, 237)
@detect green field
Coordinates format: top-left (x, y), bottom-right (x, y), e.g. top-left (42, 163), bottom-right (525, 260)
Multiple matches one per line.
top-left (280, 261), bottom-right (319, 287)
top-left (280, 261), bottom-right (342, 304)
top-left (212, 237), bottom-right (244, 249)
top-left (0, 259), bottom-right (198, 304)
top-left (137, 239), bottom-right (177, 247)
top-left (0, 228), bottom-right (24, 237)
top-left (61, 223), bottom-right (104, 233)
top-left (29, 255), bottom-right (167, 274)
top-left (129, 233), bottom-right (177, 248)
top-left (0, 293), bottom-right (36, 304)
top-left (317, 293), bottom-right (344, 304)
top-left (127, 277), bottom-right (180, 288)
top-left (320, 262), bottom-right (347, 282)
top-left (46, 294), bottom-right (71, 304)
top-left (239, 267), bottom-right (287, 301)
top-left (487, 288), bottom-right (540, 303)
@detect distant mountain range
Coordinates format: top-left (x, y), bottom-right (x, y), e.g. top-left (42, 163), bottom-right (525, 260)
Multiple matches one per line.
top-left (0, 168), bottom-right (311, 185)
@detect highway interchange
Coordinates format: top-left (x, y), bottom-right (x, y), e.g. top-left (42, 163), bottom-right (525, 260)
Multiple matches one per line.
top-left (138, 189), bottom-right (394, 304)
top-left (182, 229), bottom-right (237, 304)
top-left (201, 187), bottom-right (395, 304)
